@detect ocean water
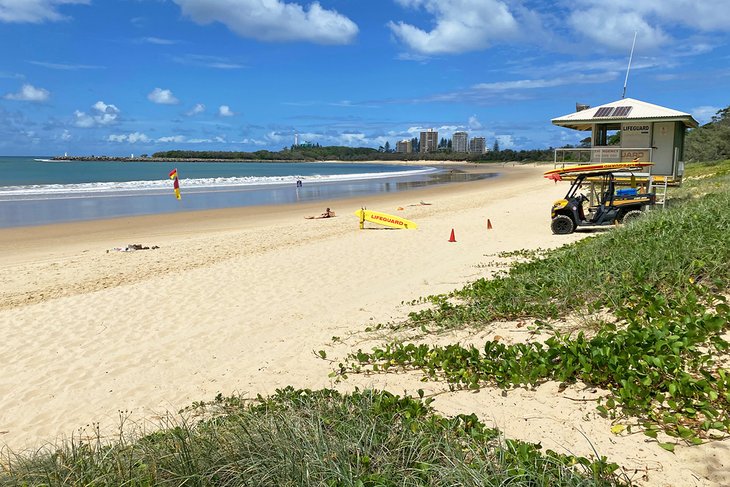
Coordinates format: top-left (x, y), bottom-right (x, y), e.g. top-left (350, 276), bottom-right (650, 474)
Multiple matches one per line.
top-left (0, 157), bottom-right (491, 228)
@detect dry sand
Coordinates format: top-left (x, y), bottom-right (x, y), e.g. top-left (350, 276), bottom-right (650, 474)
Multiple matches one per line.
top-left (0, 163), bottom-right (725, 485)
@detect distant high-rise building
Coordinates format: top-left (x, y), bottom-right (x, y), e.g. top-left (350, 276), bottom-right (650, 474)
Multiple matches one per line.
top-left (396, 139), bottom-right (412, 153)
top-left (420, 129), bottom-right (438, 153)
top-left (469, 137), bottom-right (486, 154)
top-left (452, 131), bottom-right (468, 152)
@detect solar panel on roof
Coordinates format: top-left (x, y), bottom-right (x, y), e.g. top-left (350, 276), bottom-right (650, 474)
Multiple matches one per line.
top-left (613, 106), bottom-right (633, 117)
top-left (594, 107), bottom-right (615, 117)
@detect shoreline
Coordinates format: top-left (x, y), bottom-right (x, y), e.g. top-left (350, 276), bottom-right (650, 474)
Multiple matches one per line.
top-left (0, 160), bottom-right (501, 229)
top-left (0, 162), bottom-right (513, 246)
top-left (0, 163), bottom-right (513, 266)
top-left (45, 157), bottom-right (497, 164)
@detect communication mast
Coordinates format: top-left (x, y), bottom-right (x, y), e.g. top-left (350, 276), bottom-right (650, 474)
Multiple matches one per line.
top-left (622, 31), bottom-right (638, 99)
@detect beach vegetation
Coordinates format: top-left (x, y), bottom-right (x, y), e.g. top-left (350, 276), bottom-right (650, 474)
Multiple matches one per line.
top-left (685, 106), bottom-right (730, 162)
top-left (0, 388), bottom-right (628, 486)
top-left (342, 287), bottom-right (730, 446)
top-left (338, 166), bottom-right (730, 447)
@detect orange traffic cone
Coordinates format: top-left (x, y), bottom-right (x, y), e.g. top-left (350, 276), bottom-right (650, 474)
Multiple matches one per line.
top-left (487, 219), bottom-right (493, 230)
top-left (448, 229), bottom-right (456, 242)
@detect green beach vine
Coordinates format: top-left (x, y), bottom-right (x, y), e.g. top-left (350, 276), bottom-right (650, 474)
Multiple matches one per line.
top-left (341, 286), bottom-right (730, 448)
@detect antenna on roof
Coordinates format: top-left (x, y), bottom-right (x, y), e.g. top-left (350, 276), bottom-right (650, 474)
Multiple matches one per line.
top-left (622, 31), bottom-right (638, 99)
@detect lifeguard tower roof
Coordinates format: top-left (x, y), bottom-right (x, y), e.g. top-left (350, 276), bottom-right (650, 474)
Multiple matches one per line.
top-left (552, 98), bottom-right (698, 131)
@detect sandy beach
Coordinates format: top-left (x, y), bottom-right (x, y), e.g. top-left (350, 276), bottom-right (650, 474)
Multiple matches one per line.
top-left (0, 163), bottom-right (725, 486)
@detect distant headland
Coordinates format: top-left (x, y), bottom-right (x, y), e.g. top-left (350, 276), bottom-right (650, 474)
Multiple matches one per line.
top-left (51, 146), bottom-right (555, 163)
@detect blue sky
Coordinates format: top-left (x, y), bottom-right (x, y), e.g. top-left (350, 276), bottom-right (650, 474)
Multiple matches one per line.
top-left (1, 0), bottom-right (728, 156)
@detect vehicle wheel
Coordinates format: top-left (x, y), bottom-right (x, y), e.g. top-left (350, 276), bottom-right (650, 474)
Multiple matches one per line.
top-left (551, 215), bottom-right (575, 234)
top-left (621, 210), bottom-right (643, 225)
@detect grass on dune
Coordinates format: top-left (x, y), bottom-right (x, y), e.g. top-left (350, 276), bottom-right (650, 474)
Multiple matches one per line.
top-left (0, 388), bottom-right (628, 486)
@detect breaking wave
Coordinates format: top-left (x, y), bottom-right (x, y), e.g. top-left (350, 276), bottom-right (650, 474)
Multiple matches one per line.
top-left (0, 167), bottom-right (437, 200)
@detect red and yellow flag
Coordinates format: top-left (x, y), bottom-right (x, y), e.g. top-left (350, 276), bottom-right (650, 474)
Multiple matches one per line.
top-left (169, 168), bottom-right (181, 200)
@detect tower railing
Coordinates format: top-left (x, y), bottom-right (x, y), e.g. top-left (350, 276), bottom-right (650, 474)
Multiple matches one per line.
top-left (553, 147), bottom-right (654, 168)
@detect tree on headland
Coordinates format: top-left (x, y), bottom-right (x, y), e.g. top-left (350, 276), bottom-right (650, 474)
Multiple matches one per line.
top-left (492, 140), bottom-right (500, 153)
top-left (685, 105), bottom-right (730, 162)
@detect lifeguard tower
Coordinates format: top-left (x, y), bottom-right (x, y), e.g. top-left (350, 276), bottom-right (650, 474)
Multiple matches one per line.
top-left (551, 98), bottom-right (698, 202)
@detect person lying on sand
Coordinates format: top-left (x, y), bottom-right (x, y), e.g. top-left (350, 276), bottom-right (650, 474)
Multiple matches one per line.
top-left (305, 208), bottom-right (336, 219)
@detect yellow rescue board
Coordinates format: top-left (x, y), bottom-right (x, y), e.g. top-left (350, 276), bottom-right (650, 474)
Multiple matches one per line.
top-left (544, 162), bottom-right (653, 177)
top-left (355, 209), bottom-right (418, 229)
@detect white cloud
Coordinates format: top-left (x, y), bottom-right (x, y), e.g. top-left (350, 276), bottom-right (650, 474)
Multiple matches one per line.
top-left (407, 72), bottom-right (616, 106)
top-left (173, 0), bottom-right (358, 44)
top-left (405, 126), bottom-right (430, 135)
top-left (692, 106), bottom-right (721, 125)
top-left (568, 0), bottom-right (730, 50)
top-left (0, 0), bottom-right (89, 23)
top-left (108, 132), bottom-right (150, 143)
top-left (601, 0), bottom-right (730, 31)
top-left (141, 36), bottom-right (179, 45)
top-left (471, 74), bottom-right (610, 92)
top-left (239, 137), bottom-right (267, 145)
top-left (157, 135), bottom-right (186, 143)
top-left (91, 101), bottom-right (120, 124)
top-left (187, 103), bottom-right (206, 116)
top-left (265, 129), bottom-right (398, 149)
top-left (4, 83), bottom-right (50, 101)
top-left (387, 0), bottom-right (730, 55)
top-left (73, 111), bottom-right (94, 128)
top-left (568, 9), bottom-right (669, 51)
top-left (265, 131), bottom-right (290, 144)
top-left (73, 101), bottom-right (120, 127)
top-left (148, 87), bottom-right (180, 105)
top-left (468, 115), bottom-right (483, 130)
top-left (0, 70), bottom-right (23, 79)
top-left (388, 0), bottom-right (520, 54)
top-left (28, 60), bottom-right (103, 70)
top-left (51, 129), bottom-right (72, 142)
top-left (173, 54), bottom-right (245, 69)
top-left (218, 105), bottom-right (234, 117)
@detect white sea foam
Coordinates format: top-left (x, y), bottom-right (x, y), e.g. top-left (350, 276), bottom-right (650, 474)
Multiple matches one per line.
top-left (0, 167), bottom-right (437, 199)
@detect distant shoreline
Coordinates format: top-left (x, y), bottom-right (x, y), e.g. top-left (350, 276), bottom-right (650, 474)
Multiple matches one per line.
top-left (48, 155), bottom-right (488, 165)
top-left (49, 156), bottom-right (312, 163)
